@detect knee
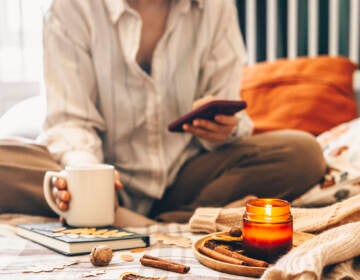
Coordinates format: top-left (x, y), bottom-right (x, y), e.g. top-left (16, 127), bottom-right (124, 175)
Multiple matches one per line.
top-left (280, 129), bottom-right (326, 183)
top-left (281, 130), bottom-right (322, 155)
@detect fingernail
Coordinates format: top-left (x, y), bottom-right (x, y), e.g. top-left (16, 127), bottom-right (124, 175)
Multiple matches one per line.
top-left (60, 191), bottom-right (70, 201)
top-left (56, 178), bottom-right (67, 189)
top-left (59, 201), bottom-right (68, 211)
top-left (115, 181), bottom-right (122, 190)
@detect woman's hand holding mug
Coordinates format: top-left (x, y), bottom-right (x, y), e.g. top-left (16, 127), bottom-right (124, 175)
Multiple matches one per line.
top-left (43, 164), bottom-right (120, 227)
top-left (51, 169), bottom-right (123, 211)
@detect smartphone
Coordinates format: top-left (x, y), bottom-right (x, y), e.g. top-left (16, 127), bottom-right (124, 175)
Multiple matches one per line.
top-left (168, 100), bottom-right (247, 132)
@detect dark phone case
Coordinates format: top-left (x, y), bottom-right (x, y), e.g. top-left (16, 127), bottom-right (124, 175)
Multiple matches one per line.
top-left (168, 100), bottom-right (247, 132)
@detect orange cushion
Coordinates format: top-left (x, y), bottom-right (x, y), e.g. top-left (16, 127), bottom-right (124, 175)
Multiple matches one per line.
top-left (241, 56), bottom-right (358, 135)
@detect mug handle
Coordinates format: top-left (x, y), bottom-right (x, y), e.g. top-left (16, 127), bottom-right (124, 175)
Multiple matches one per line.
top-left (43, 171), bottom-right (68, 218)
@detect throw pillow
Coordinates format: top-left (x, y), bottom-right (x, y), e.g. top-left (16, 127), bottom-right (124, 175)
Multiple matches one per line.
top-left (241, 56), bottom-right (358, 135)
top-left (0, 96), bottom-right (45, 139)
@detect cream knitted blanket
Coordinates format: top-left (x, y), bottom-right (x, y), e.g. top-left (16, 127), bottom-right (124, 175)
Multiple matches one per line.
top-left (262, 222), bottom-right (360, 280)
top-left (189, 194), bottom-right (360, 280)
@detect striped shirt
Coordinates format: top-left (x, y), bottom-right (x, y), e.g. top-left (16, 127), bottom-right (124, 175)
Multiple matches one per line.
top-left (38, 0), bottom-right (253, 214)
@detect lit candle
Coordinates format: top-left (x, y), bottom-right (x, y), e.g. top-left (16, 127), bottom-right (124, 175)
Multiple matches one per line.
top-left (243, 198), bottom-right (293, 263)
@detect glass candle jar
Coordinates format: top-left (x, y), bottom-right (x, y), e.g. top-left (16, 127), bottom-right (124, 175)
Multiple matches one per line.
top-left (243, 198), bottom-right (293, 263)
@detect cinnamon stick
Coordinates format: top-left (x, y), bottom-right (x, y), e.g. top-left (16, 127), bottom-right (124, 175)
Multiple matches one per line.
top-left (198, 246), bottom-right (245, 265)
top-left (120, 272), bottom-right (166, 280)
top-left (140, 254), bottom-right (190, 274)
top-left (214, 246), bottom-right (269, 267)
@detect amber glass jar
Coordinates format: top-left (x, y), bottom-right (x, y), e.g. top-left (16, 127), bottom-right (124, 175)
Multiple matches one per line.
top-left (243, 198), bottom-right (293, 263)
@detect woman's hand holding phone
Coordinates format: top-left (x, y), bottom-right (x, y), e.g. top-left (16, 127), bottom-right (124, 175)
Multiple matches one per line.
top-left (169, 96), bottom-right (246, 143)
top-left (183, 111), bottom-right (239, 143)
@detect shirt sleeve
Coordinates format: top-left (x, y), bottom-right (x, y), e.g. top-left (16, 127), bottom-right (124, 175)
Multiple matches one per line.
top-left (37, 3), bottom-right (106, 166)
top-left (196, 1), bottom-right (253, 151)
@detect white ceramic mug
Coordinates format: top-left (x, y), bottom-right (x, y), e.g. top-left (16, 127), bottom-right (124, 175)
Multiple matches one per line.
top-left (43, 164), bottom-right (115, 227)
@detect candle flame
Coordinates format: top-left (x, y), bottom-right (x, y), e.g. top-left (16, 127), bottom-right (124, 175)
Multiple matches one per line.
top-left (265, 204), bottom-right (272, 216)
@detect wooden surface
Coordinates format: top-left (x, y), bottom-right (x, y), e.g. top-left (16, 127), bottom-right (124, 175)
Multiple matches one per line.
top-left (193, 231), bottom-right (315, 278)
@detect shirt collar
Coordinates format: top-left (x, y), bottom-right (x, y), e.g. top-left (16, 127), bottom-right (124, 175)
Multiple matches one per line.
top-left (104, 0), bottom-right (204, 23)
top-left (104, 0), bottom-right (126, 23)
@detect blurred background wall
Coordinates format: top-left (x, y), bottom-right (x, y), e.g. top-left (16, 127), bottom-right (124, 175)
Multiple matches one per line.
top-left (235, 0), bottom-right (356, 63)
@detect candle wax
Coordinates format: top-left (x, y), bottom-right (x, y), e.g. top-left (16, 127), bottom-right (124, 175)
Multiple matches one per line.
top-left (243, 219), bottom-right (292, 263)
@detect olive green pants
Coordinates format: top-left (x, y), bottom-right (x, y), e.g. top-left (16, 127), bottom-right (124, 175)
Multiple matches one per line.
top-left (0, 130), bottom-right (326, 221)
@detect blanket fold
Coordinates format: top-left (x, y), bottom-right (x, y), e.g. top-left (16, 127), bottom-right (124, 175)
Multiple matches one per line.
top-left (189, 194), bottom-right (360, 233)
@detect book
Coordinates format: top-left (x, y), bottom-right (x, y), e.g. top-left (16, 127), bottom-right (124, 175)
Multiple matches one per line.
top-left (16, 222), bottom-right (150, 256)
